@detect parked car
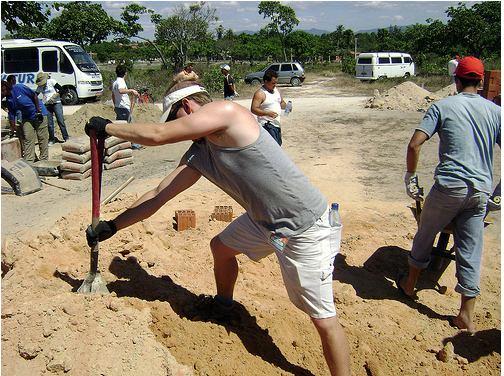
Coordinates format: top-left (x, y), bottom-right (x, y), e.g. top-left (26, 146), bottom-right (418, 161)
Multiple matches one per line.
top-left (355, 52), bottom-right (415, 81)
top-left (244, 62), bottom-right (305, 86)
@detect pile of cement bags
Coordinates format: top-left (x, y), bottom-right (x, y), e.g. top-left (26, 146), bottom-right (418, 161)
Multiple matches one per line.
top-left (60, 136), bottom-right (133, 180)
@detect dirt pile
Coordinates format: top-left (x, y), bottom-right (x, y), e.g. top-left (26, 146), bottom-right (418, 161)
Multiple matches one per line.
top-left (433, 84), bottom-right (458, 98)
top-left (365, 81), bottom-right (440, 112)
top-left (65, 103), bottom-right (162, 137)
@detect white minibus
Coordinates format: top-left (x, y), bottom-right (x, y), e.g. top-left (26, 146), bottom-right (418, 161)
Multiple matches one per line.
top-left (1, 38), bottom-right (103, 105)
top-left (355, 52), bottom-right (415, 81)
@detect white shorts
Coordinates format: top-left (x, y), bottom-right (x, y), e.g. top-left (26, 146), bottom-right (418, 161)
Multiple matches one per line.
top-left (218, 207), bottom-right (341, 319)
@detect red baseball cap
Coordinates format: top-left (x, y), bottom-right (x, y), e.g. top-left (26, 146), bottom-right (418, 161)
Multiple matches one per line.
top-left (455, 56), bottom-right (484, 80)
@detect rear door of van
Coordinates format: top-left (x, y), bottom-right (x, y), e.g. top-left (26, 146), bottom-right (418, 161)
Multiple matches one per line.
top-left (356, 56), bottom-right (374, 79)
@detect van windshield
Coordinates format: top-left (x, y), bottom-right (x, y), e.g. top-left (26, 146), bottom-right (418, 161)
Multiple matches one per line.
top-left (64, 45), bottom-right (99, 73)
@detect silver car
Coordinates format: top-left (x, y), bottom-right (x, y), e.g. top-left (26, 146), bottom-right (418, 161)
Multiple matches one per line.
top-left (244, 62), bottom-right (305, 86)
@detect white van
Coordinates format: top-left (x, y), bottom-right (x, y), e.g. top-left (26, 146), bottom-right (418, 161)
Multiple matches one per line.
top-left (1, 38), bottom-right (103, 105)
top-left (355, 52), bottom-right (415, 81)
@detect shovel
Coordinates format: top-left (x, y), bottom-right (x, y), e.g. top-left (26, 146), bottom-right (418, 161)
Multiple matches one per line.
top-left (77, 130), bottom-right (109, 294)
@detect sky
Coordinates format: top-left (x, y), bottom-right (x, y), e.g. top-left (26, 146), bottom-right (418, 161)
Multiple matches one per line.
top-left (1, 1), bottom-right (481, 39)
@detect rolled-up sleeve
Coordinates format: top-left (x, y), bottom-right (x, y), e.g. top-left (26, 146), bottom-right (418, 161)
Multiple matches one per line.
top-left (416, 104), bottom-right (441, 139)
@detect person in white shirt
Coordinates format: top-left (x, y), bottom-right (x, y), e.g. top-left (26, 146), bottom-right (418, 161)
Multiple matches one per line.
top-left (35, 72), bottom-right (70, 145)
top-left (250, 69), bottom-right (287, 146)
top-left (447, 54), bottom-right (461, 84)
top-left (111, 65), bottom-right (141, 149)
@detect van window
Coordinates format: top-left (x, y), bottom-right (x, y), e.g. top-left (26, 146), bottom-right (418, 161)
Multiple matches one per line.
top-left (268, 64), bottom-right (280, 72)
top-left (281, 64), bottom-right (292, 71)
top-left (404, 57), bottom-right (412, 64)
top-left (64, 45), bottom-right (99, 73)
top-left (292, 64), bottom-right (299, 71)
top-left (358, 57), bottom-right (372, 64)
top-left (378, 57), bottom-right (390, 64)
top-left (60, 53), bottom-right (74, 74)
top-left (4, 48), bottom-right (39, 73)
top-left (42, 51), bottom-right (58, 72)
top-left (391, 57), bottom-right (402, 64)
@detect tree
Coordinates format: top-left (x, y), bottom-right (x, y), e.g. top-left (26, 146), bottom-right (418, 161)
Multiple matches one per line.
top-left (154, 2), bottom-right (218, 71)
top-left (1, 2), bottom-right (51, 35)
top-left (116, 4), bottom-right (169, 68)
top-left (446, 2), bottom-right (501, 57)
top-left (45, 2), bottom-right (117, 45)
top-left (258, 1), bottom-right (299, 60)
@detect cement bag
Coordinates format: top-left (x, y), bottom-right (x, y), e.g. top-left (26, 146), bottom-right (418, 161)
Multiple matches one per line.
top-left (104, 136), bottom-right (127, 149)
top-left (59, 160), bottom-right (92, 173)
top-left (61, 169), bottom-right (91, 180)
top-left (62, 137), bottom-right (90, 153)
top-left (104, 157), bottom-right (133, 170)
top-left (106, 141), bottom-right (131, 156)
top-left (62, 150), bottom-right (91, 164)
top-left (1, 159), bottom-right (42, 196)
top-left (104, 149), bottom-right (132, 164)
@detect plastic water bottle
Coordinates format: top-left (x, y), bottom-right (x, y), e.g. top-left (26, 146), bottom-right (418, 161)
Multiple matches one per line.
top-left (329, 203), bottom-right (342, 255)
top-left (329, 202), bottom-right (341, 227)
top-left (284, 101), bottom-right (292, 115)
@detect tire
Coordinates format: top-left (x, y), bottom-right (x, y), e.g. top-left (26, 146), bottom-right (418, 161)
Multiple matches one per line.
top-left (404, 72), bottom-right (411, 78)
top-left (251, 78), bottom-right (261, 86)
top-left (61, 88), bottom-right (79, 105)
top-left (290, 77), bottom-right (301, 87)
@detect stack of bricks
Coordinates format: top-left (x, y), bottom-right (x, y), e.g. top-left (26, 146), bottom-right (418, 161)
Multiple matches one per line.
top-left (104, 136), bottom-right (133, 170)
top-left (175, 210), bottom-right (196, 231)
top-left (211, 206), bottom-right (233, 222)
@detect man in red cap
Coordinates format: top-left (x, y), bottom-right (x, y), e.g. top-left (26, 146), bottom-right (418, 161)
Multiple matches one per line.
top-left (398, 56), bottom-right (501, 333)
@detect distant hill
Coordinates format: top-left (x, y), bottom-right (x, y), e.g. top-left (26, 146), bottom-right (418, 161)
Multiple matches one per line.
top-left (235, 26), bottom-right (413, 36)
top-left (357, 25), bottom-right (412, 33)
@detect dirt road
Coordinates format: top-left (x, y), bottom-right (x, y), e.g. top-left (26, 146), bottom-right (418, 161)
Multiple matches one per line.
top-left (1, 77), bottom-right (500, 375)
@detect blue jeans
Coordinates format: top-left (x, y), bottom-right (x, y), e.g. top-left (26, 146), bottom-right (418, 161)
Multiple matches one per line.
top-left (115, 107), bottom-right (141, 149)
top-left (46, 102), bottom-right (69, 141)
top-left (409, 184), bottom-right (489, 297)
top-left (262, 122), bottom-right (282, 146)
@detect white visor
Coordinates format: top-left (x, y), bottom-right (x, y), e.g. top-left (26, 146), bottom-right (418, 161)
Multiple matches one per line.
top-left (160, 85), bottom-right (208, 123)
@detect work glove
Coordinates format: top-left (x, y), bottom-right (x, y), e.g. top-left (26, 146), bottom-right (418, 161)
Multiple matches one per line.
top-left (487, 182), bottom-right (501, 212)
top-left (85, 116), bottom-right (112, 138)
top-left (86, 220), bottom-right (117, 247)
top-left (34, 112), bottom-right (44, 124)
top-left (404, 172), bottom-right (424, 201)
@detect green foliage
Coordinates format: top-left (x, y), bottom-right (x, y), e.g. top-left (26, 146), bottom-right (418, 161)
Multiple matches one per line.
top-left (200, 65), bottom-right (225, 94)
top-left (341, 53), bottom-right (356, 75)
top-left (1, 2), bottom-right (51, 35)
top-left (258, 1), bottom-right (299, 60)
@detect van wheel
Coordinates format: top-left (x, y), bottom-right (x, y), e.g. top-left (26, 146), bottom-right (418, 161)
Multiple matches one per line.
top-left (61, 88), bottom-right (79, 105)
top-left (377, 76), bottom-right (386, 81)
top-left (404, 72), bottom-right (411, 78)
top-left (251, 78), bottom-right (261, 86)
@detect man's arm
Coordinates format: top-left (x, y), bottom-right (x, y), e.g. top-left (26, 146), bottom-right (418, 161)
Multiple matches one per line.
top-left (280, 94), bottom-right (286, 110)
top-left (406, 130), bottom-right (429, 172)
top-left (112, 163), bottom-right (201, 231)
top-left (31, 92), bottom-right (42, 113)
top-left (118, 87), bottom-right (139, 97)
top-left (251, 90), bottom-right (276, 117)
top-left (104, 101), bottom-right (231, 145)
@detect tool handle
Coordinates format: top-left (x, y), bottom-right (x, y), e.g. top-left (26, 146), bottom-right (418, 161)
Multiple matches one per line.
top-left (90, 130), bottom-right (105, 228)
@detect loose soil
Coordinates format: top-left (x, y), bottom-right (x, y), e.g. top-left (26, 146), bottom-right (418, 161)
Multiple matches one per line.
top-left (1, 77), bottom-right (500, 376)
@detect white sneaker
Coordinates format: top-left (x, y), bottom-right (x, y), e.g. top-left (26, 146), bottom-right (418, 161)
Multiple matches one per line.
top-left (48, 141), bottom-right (55, 146)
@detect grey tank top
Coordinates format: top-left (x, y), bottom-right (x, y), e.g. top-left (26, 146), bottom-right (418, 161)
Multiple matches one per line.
top-left (181, 127), bottom-right (327, 237)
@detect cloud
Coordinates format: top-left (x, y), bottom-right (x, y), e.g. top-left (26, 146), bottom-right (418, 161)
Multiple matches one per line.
top-left (353, 1), bottom-right (398, 9)
top-left (379, 15), bottom-right (405, 21)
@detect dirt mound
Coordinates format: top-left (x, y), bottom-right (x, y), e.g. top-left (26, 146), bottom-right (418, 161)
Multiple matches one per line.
top-left (365, 81), bottom-right (440, 112)
top-left (65, 103), bottom-right (163, 137)
top-left (433, 84), bottom-right (458, 98)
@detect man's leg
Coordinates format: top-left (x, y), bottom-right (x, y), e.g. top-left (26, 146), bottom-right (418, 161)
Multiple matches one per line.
top-left (451, 190), bottom-right (487, 333)
top-left (399, 185), bottom-right (463, 295)
top-left (54, 103), bottom-right (69, 140)
top-left (312, 316), bottom-right (351, 376)
top-left (46, 105), bottom-right (56, 143)
top-left (35, 117), bottom-right (49, 161)
top-left (21, 121), bottom-right (36, 163)
top-left (210, 236), bottom-right (240, 300)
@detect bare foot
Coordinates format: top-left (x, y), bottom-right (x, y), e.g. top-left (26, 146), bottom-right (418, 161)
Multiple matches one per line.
top-left (451, 315), bottom-right (476, 334)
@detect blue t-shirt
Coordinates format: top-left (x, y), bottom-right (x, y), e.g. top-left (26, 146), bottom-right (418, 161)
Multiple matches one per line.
top-left (417, 92), bottom-right (501, 193)
top-left (6, 84), bottom-right (48, 122)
